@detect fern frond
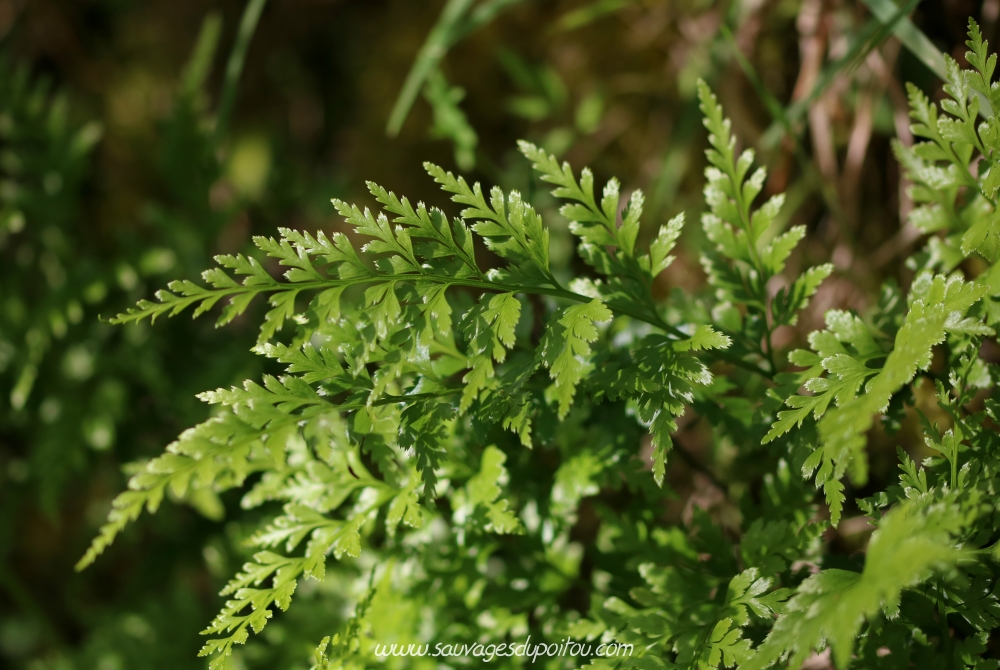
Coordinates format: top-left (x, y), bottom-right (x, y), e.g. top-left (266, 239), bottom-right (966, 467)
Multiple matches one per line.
top-left (771, 273), bottom-right (992, 524)
top-left (744, 497), bottom-right (969, 669)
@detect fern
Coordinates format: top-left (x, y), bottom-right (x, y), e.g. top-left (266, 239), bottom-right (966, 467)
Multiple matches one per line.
top-left (766, 273), bottom-right (992, 522)
top-left (80, 135), bottom-right (739, 667)
top-left (696, 80), bottom-right (833, 375)
top-left (745, 497), bottom-right (970, 669)
top-left (72, 19), bottom-right (1000, 670)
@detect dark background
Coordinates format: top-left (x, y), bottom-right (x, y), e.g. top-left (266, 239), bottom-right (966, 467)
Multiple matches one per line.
top-left (0, 0), bottom-right (990, 667)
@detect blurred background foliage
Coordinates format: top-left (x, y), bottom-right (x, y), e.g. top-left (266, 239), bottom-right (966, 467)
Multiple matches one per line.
top-left (0, 0), bottom-right (994, 667)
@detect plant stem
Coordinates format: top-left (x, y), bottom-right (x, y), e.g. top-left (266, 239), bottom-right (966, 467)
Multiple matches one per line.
top-left (938, 583), bottom-right (953, 668)
top-left (120, 272), bottom-right (776, 379)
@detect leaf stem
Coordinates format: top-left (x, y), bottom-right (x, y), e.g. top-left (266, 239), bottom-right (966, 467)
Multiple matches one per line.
top-left (117, 270), bottom-right (775, 380)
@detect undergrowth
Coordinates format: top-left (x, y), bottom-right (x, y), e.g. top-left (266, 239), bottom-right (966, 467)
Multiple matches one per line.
top-left (71, 17), bottom-right (1000, 670)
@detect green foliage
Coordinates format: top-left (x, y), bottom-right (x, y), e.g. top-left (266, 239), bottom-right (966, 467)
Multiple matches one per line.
top-left (766, 273), bottom-right (992, 522)
top-left (696, 79), bottom-right (833, 372)
top-left (746, 496), bottom-right (971, 669)
top-left (63, 16), bottom-right (1000, 670)
top-left (0, 56), bottom-right (103, 506)
top-left (0, 5), bottom-right (308, 668)
top-left (386, 0), bottom-right (527, 167)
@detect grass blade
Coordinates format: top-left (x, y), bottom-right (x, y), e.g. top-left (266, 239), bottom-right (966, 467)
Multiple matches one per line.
top-left (215, 0), bottom-right (268, 140)
top-left (385, 0), bottom-right (476, 137)
top-left (858, 0), bottom-right (947, 80)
